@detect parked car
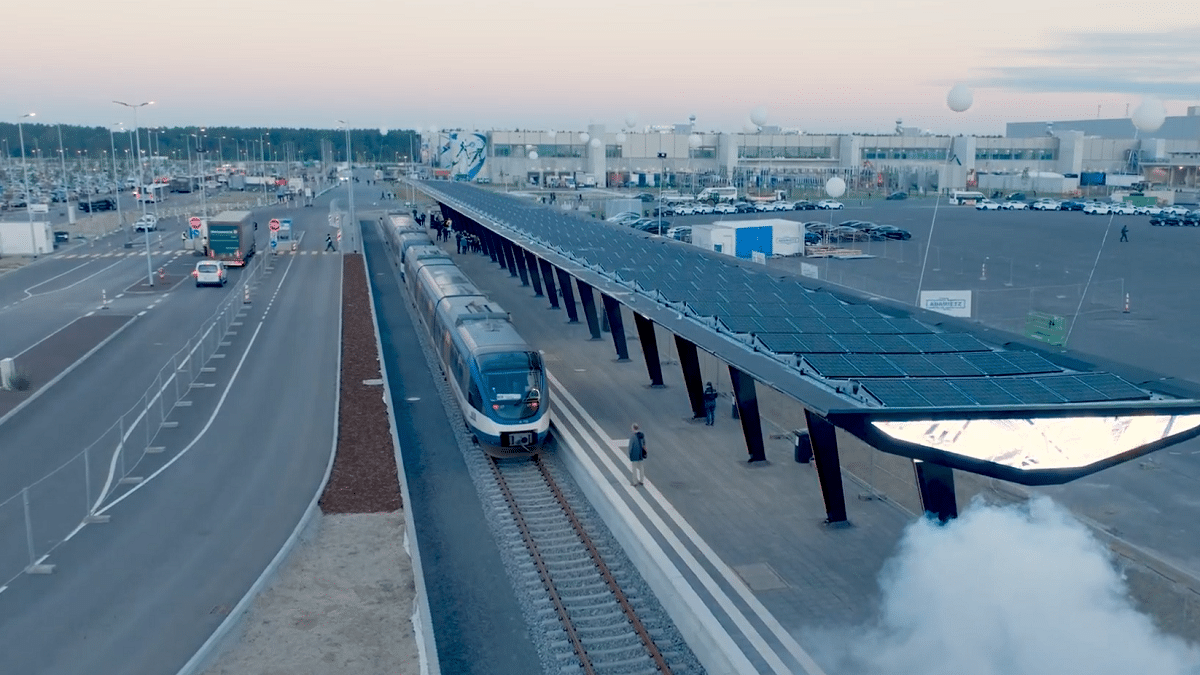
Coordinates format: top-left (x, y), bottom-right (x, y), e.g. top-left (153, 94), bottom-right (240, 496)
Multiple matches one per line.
top-left (1031, 199), bottom-right (1061, 211)
top-left (1134, 205), bottom-right (1162, 215)
top-left (817, 200), bottom-right (843, 210)
top-left (606, 211), bottom-right (641, 223)
top-left (634, 219), bottom-right (671, 234)
top-left (870, 225), bottom-right (913, 240)
top-left (829, 226), bottom-right (870, 241)
top-left (975, 199), bottom-right (1002, 211)
top-left (886, 191), bottom-right (908, 200)
top-left (713, 203), bottom-right (737, 214)
top-left (733, 201), bottom-right (756, 213)
top-left (1109, 203), bottom-right (1136, 215)
top-left (805, 221), bottom-right (835, 234)
top-left (1059, 200), bottom-right (1086, 211)
top-left (1000, 200), bottom-right (1029, 210)
top-left (635, 192), bottom-right (656, 202)
top-left (192, 260), bottom-right (228, 287)
top-left (804, 231), bottom-right (822, 245)
top-left (1150, 215), bottom-right (1182, 226)
top-left (1006, 192), bottom-right (1027, 201)
top-left (792, 200), bottom-right (817, 210)
top-left (1082, 202), bottom-right (1111, 215)
top-left (693, 203), bottom-right (715, 215)
top-left (666, 226), bottom-right (692, 242)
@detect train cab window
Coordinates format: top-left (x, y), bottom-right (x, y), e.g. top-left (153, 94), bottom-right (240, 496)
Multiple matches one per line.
top-left (468, 381), bottom-right (483, 411)
top-left (477, 351), bottom-right (544, 420)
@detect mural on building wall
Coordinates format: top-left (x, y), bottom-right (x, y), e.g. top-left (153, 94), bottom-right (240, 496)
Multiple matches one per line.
top-left (437, 132), bottom-right (488, 181)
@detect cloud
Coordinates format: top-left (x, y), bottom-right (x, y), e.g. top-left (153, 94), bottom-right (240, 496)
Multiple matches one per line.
top-left (804, 497), bottom-right (1200, 675)
top-left (971, 29), bottom-right (1200, 99)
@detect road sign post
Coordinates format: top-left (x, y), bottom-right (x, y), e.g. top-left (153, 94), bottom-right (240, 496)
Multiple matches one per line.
top-left (269, 218), bottom-right (281, 233)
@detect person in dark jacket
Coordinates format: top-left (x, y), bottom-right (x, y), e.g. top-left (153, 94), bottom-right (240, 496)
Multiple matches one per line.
top-left (703, 382), bottom-right (719, 426)
top-left (627, 423), bottom-right (646, 486)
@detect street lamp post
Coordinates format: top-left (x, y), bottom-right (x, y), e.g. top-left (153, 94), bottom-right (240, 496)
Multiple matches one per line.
top-left (110, 124), bottom-right (129, 247)
top-left (657, 151), bottom-right (667, 225)
top-left (17, 113), bottom-right (38, 257)
top-left (338, 120), bottom-right (356, 253)
top-left (113, 99), bottom-right (155, 287)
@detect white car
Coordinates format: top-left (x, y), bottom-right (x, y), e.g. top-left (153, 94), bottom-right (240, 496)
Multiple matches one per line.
top-left (975, 199), bottom-right (1002, 210)
top-left (1162, 206), bottom-right (1189, 216)
top-left (817, 200), bottom-right (843, 210)
top-left (1109, 203), bottom-right (1136, 215)
top-left (672, 204), bottom-right (698, 216)
top-left (713, 203), bottom-right (737, 214)
top-left (1134, 205), bottom-right (1162, 215)
top-left (606, 211), bottom-right (641, 223)
top-left (1000, 200), bottom-right (1029, 210)
top-left (1082, 202), bottom-right (1111, 215)
top-left (134, 214), bottom-right (159, 231)
top-left (192, 260), bottom-right (228, 287)
top-left (1031, 200), bottom-right (1061, 211)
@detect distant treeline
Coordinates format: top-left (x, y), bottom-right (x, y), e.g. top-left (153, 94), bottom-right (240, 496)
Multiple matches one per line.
top-left (0, 124), bottom-right (421, 165)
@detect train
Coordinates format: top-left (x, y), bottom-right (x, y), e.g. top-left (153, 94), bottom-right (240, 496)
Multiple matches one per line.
top-left (381, 214), bottom-right (550, 456)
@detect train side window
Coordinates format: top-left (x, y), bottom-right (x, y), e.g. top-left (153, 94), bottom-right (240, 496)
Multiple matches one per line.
top-left (441, 331), bottom-right (453, 364)
top-left (468, 379), bottom-right (483, 410)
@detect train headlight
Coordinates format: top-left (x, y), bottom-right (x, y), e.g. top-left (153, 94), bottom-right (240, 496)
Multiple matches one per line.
top-left (492, 404), bottom-right (500, 411)
top-left (529, 401), bottom-right (539, 410)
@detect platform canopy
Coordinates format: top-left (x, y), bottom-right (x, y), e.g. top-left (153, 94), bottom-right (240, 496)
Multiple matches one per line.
top-left (419, 182), bottom-right (1200, 485)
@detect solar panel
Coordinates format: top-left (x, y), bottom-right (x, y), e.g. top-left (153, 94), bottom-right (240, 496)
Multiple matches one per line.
top-left (793, 335), bottom-right (847, 354)
top-left (862, 381), bottom-right (931, 407)
top-left (753, 303), bottom-right (796, 317)
top-left (962, 352), bottom-right (1028, 376)
top-left (842, 304), bottom-right (884, 319)
top-left (815, 305), bottom-right (853, 319)
top-left (945, 379), bottom-right (1023, 406)
top-left (1070, 373), bottom-right (1150, 400)
top-left (719, 315), bottom-right (760, 334)
top-left (1000, 351), bottom-right (1062, 375)
top-left (884, 354), bottom-right (945, 376)
top-left (832, 334), bottom-right (881, 353)
top-left (793, 318), bottom-right (832, 334)
top-left (902, 334), bottom-right (955, 353)
top-left (685, 301), bottom-right (725, 317)
top-left (755, 316), bottom-right (797, 333)
top-left (906, 380), bottom-right (976, 407)
top-left (805, 354), bottom-right (855, 377)
top-left (924, 354), bottom-right (985, 377)
top-left (938, 333), bottom-right (991, 352)
top-left (886, 318), bottom-right (933, 334)
top-left (870, 335), bottom-right (922, 354)
top-left (821, 318), bottom-right (864, 334)
top-left (758, 333), bottom-right (808, 354)
top-left (995, 379), bottom-right (1066, 404)
top-left (842, 354), bottom-right (906, 377)
top-left (1033, 376), bottom-right (1108, 403)
top-left (853, 318), bottom-right (902, 334)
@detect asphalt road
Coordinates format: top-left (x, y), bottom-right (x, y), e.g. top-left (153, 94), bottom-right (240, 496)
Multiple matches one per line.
top-left (0, 213), bottom-right (342, 674)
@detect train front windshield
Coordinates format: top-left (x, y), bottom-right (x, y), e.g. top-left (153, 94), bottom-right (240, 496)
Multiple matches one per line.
top-left (478, 352), bottom-right (544, 421)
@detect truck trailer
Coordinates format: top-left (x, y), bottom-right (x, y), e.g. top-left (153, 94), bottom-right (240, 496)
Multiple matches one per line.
top-left (205, 210), bottom-right (256, 266)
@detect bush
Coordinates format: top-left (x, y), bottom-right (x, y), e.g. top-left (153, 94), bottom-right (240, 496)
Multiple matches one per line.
top-left (5, 369), bottom-right (31, 392)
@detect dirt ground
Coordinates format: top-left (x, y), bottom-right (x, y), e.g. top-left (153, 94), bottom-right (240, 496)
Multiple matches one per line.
top-left (198, 511), bottom-right (420, 675)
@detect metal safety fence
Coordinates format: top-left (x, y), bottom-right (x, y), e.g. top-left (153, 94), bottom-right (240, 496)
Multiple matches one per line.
top-left (0, 254), bottom-right (265, 587)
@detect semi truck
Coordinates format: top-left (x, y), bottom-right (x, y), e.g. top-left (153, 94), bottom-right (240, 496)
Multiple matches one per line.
top-left (205, 210), bottom-right (256, 266)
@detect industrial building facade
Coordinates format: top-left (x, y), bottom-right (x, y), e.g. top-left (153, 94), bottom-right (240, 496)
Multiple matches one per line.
top-left (433, 108), bottom-right (1200, 199)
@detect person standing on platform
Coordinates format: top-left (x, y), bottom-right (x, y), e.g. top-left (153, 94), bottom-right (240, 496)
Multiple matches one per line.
top-left (703, 382), bottom-right (719, 426)
top-left (627, 423), bottom-right (646, 486)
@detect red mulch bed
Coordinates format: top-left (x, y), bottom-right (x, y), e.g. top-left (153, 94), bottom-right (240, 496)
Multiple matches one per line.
top-left (319, 254), bottom-right (402, 514)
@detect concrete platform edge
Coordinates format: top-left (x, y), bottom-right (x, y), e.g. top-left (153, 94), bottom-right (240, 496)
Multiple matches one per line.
top-left (173, 249), bottom-right (344, 675)
top-left (551, 419), bottom-right (755, 675)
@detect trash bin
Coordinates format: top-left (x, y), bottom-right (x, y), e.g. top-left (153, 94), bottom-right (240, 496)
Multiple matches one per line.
top-left (794, 429), bottom-right (813, 463)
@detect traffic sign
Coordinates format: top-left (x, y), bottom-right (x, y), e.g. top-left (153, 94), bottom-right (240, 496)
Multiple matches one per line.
top-left (270, 238), bottom-right (278, 249)
top-left (189, 217), bottom-right (202, 229)
top-left (269, 218), bottom-right (281, 232)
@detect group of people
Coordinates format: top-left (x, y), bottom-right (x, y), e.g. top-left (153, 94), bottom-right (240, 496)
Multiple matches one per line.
top-left (455, 231), bottom-right (483, 255)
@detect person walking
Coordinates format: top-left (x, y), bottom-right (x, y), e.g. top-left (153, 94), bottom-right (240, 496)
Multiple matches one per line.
top-left (1120, 225), bottom-right (1129, 242)
top-left (702, 382), bottom-right (719, 426)
top-left (627, 423), bottom-right (646, 486)
top-left (325, 232), bottom-right (336, 251)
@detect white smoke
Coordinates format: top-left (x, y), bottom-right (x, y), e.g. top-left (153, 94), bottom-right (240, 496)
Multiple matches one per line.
top-left (809, 497), bottom-right (1200, 675)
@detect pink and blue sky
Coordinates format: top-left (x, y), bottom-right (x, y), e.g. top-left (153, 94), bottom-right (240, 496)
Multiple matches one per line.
top-left (4, 0), bottom-right (1198, 134)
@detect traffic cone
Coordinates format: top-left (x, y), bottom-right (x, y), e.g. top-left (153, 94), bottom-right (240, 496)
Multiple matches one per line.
top-left (980, 262), bottom-right (988, 281)
top-left (243, 284), bottom-right (251, 304)
top-left (101, 289), bottom-right (109, 310)
top-left (1124, 293), bottom-right (1130, 313)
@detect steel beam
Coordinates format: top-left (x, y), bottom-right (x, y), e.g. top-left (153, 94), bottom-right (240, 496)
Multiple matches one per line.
top-left (602, 294), bottom-right (630, 361)
top-left (729, 366), bottom-right (766, 463)
top-left (675, 335), bottom-right (706, 419)
top-left (539, 259), bottom-right (560, 309)
top-left (575, 280), bottom-right (603, 340)
top-left (524, 250), bottom-right (544, 296)
top-left (634, 313), bottom-right (664, 387)
top-left (803, 409), bottom-right (849, 525)
top-left (913, 460), bottom-right (958, 522)
top-left (555, 267), bottom-right (579, 322)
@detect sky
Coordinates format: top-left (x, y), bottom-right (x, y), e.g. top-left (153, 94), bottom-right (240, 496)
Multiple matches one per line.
top-left (3, 0), bottom-right (1199, 135)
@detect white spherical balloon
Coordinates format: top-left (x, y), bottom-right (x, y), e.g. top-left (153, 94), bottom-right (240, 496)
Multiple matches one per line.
top-left (579, 132), bottom-right (590, 143)
top-left (688, 134), bottom-right (702, 148)
top-left (750, 106), bottom-right (768, 127)
top-left (625, 112), bottom-right (638, 128)
top-left (528, 150), bottom-right (538, 160)
top-left (1132, 97), bottom-right (1167, 133)
top-left (825, 176), bottom-right (846, 198)
top-left (589, 138), bottom-right (602, 149)
top-left (379, 127), bottom-right (388, 136)
top-left (615, 132), bottom-right (626, 143)
top-left (547, 130), bottom-right (557, 141)
top-left (946, 84), bottom-right (974, 113)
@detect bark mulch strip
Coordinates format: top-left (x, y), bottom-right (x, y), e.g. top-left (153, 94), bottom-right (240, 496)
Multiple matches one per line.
top-left (319, 254), bottom-right (402, 514)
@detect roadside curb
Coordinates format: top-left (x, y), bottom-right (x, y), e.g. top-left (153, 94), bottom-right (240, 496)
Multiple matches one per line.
top-left (174, 247), bottom-right (343, 675)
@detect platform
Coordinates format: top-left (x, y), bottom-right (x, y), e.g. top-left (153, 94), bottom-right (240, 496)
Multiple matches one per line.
top-left (442, 238), bottom-right (958, 674)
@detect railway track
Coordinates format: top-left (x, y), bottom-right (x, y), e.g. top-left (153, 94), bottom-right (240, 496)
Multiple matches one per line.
top-left (489, 455), bottom-right (701, 675)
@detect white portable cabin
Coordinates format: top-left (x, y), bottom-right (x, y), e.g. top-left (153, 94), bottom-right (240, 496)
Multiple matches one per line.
top-left (0, 221), bottom-right (53, 256)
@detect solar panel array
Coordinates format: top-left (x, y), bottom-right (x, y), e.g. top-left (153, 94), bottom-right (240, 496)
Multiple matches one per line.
top-left (426, 182), bottom-right (1152, 409)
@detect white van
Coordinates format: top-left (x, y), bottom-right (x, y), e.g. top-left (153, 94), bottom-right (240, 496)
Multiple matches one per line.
top-left (193, 260), bottom-right (228, 287)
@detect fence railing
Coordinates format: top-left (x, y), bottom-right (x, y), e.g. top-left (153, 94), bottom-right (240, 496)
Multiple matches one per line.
top-left (0, 254), bottom-right (265, 585)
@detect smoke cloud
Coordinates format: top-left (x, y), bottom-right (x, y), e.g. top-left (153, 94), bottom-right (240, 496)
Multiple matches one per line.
top-left (809, 497), bottom-right (1200, 675)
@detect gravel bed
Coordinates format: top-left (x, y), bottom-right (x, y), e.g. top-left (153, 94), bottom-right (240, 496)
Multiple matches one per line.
top-left (319, 253), bottom-right (402, 514)
top-left (399, 244), bottom-right (705, 674)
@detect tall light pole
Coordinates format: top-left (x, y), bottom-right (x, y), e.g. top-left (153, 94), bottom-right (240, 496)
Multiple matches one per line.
top-left (57, 125), bottom-right (70, 209)
top-left (338, 120), bottom-right (355, 253)
top-left (114, 99), bottom-right (155, 287)
top-left (192, 133), bottom-right (209, 219)
top-left (110, 123), bottom-right (129, 247)
top-left (17, 113), bottom-right (38, 257)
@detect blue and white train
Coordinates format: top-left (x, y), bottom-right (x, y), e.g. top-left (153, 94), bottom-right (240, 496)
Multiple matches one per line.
top-left (382, 215), bottom-right (549, 455)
